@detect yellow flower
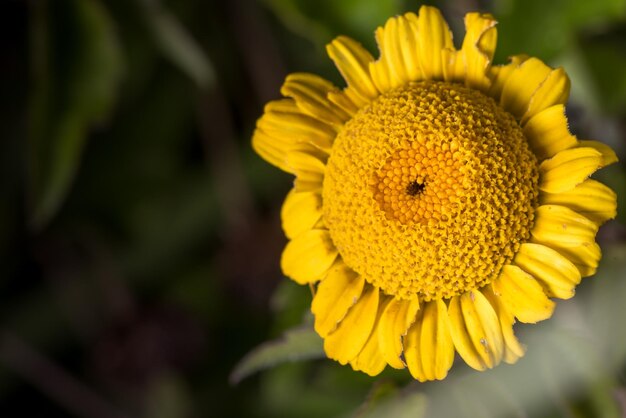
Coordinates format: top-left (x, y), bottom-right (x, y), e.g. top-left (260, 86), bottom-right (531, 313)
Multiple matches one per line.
top-left (252, 5), bottom-right (618, 381)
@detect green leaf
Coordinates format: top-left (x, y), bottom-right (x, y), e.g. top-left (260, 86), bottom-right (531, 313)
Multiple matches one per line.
top-left (357, 385), bottom-right (427, 418)
top-left (138, 0), bottom-right (215, 88)
top-left (144, 373), bottom-right (193, 418)
top-left (269, 280), bottom-right (313, 334)
top-left (494, 0), bottom-right (626, 63)
top-left (28, 0), bottom-right (123, 229)
top-left (578, 29), bottom-right (626, 115)
top-left (265, 0), bottom-right (402, 50)
top-left (230, 325), bottom-right (324, 384)
top-left (589, 244), bottom-right (626, 369)
top-left (258, 362), bottom-right (366, 418)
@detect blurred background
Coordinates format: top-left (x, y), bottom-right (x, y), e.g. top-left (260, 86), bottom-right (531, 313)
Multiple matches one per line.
top-left (1, 0), bottom-right (626, 416)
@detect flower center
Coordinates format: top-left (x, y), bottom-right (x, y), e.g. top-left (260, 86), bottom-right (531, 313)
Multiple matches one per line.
top-left (372, 141), bottom-right (464, 225)
top-left (405, 180), bottom-right (426, 196)
top-left (322, 81), bottom-right (539, 301)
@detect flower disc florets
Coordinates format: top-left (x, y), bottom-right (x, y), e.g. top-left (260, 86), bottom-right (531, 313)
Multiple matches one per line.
top-left (323, 81), bottom-right (539, 301)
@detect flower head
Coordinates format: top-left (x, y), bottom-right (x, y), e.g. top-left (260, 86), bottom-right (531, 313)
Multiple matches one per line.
top-left (252, 5), bottom-right (618, 381)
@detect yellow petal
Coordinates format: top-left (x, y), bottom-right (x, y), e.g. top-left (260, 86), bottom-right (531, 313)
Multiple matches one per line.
top-left (578, 140), bottom-right (619, 167)
top-left (413, 6), bottom-right (454, 80)
top-left (383, 17), bottom-right (409, 85)
top-left (531, 205), bottom-right (599, 246)
top-left (258, 99), bottom-right (336, 152)
top-left (281, 229), bottom-right (338, 284)
top-left (286, 145), bottom-right (326, 192)
top-left (492, 265), bottom-right (555, 324)
top-left (421, 299), bottom-right (455, 381)
top-left (351, 337), bottom-right (387, 376)
top-left (540, 179), bottom-right (617, 225)
top-left (324, 286), bottom-right (380, 364)
top-left (281, 189), bottom-right (323, 239)
top-left (487, 54), bottom-right (528, 99)
top-left (441, 48), bottom-right (463, 83)
top-left (514, 243), bottom-right (581, 300)
top-left (530, 205), bottom-right (601, 276)
top-left (523, 104), bottom-right (577, 160)
top-left (378, 297), bottom-right (420, 369)
top-left (532, 235), bottom-right (602, 278)
top-left (327, 89), bottom-right (360, 117)
top-left (555, 242), bottom-right (602, 277)
top-left (253, 101), bottom-right (311, 173)
top-left (251, 127), bottom-right (292, 173)
top-left (286, 147), bottom-right (325, 174)
top-left (312, 261), bottom-right (364, 337)
top-left (293, 178), bottom-right (323, 193)
top-left (449, 291), bottom-right (505, 371)
top-left (406, 300), bottom-right (454, 382)
top-left (281, 73), bottom-right (349, 126)
top-left (472, 14), bottom-right (498, 61)
top-left (350, 298), bottom-right (389, 376)
top-left (311, 216), bottom-right (326, 230)
top-left (522, 67), bottom-right (570, 124)
top-left (370, 17), bottom-right (406, 92)
top-left (500, 57), bottom-right (552, 118)
top-left (399, 13), bottom-right (423, 82)
top-left (404, 309), bottom-right (426, 380)
top-left (326, 35), bottom-right (379, 106)
top-left (461, 12), bottom-right (498, 90)
top-left (465, 290), bottom-right (504, 369)
top-left (539, 147), bottom-right (603, 193)
top-left (448, 295), bottom-right (487, 371)
top-left (369, 28), bottom-right (395, 93)
top-left (482, 286), bottom-right (525, 364)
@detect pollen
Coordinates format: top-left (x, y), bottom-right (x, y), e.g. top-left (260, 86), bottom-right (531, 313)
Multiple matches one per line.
top-left (322, 81), bottom-right (539, 301)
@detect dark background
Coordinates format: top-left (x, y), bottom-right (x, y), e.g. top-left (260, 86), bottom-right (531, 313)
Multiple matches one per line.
top-left (1, 0), bottom-right (626, 417)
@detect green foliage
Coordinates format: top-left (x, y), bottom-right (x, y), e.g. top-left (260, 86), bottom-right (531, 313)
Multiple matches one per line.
top-left (265, 0), bottom-right (403, 50)
top-left (357, 385), bottom-right (427, 418)
top-left (494, 0), bottom-right (626, 62)
top-left (230, 325), bottom-right (325, 384)
top-left (138, 0), bottom-right (215, 88)
top-left (589, 245), bottom-right (626, 369)
top-left (579, 31), bottom-right (626, 115)
top-left (28, 0), bottom-right (123, 229)
top-left (144, 373), bottom-right (194, 418)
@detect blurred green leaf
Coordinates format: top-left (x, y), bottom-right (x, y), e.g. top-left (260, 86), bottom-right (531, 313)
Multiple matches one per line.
top-left (578, 28), bottom-right (626, 115)
top-left (230, 325), bottom-right (324, 384)
top-left (258, 362), bottom-right (364, 418)
top-left (357, 385), bottom-right (427, 418)
top-left (138, 0), bottom-right (215, 88)
top-left (122, 169), bottom-right (219, 280)
top-left (145, 373), bottom-right (194, 418)
top-left (554, 46), bottom-right (602, 113)
top-left (265, 0), bottom-right (402, 50)
top-left (494, 0), bottom-right (626, 62)
top-left (28, 0), bottom-right (123, 229)
top-left (269, 280), bottom-right (313, 334)
top-left (400, 323), bottom-right (623, 418)
top-left (564, 0), bottom-right (626, 27)
top-left (163, 262), bottom-right (222, 321)
top-left (537, 329), bottom-right (622, 418)
top-left (589, 245), bottom-right (626, 369)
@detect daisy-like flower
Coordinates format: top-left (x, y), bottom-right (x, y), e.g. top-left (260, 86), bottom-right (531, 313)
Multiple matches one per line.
top-left (252, 5), bottom-right (618, 381)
